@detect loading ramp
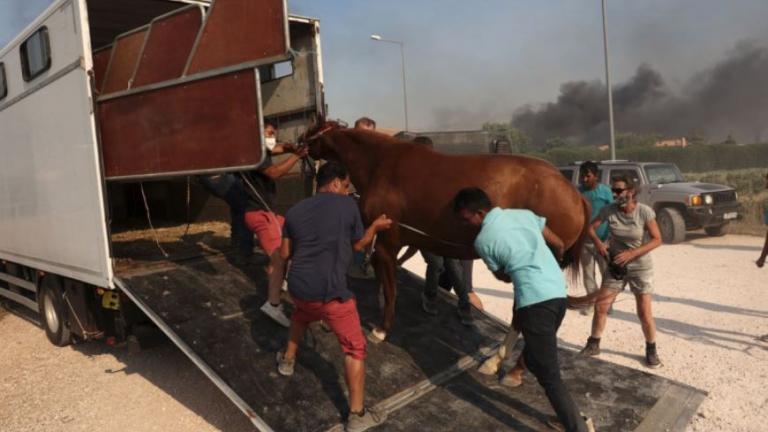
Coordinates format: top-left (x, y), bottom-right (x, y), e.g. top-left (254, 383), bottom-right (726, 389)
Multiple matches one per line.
top-left (114, 249), bottom-right (706, 431)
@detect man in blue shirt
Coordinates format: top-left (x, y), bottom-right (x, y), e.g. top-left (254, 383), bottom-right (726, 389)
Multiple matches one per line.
top-left (277, 161), bottom-right (392, 432)
top-left (453, 187), bottom-right (591, 432)
top-left (578, 161), bottom-right (614, 315)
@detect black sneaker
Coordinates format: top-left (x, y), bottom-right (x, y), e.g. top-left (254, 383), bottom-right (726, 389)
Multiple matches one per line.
top-left (457, 307), bottom-right (473, 326)
top-left (579, 338), bottom-right (601, 357)
top-left (645, 346), bottom-right (662, 368)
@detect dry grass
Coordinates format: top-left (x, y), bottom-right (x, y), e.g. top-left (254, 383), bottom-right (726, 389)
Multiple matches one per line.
top-left (111, 221), bottom-right (230, 243)
top-left (110, 221), bottom-right (233, 270)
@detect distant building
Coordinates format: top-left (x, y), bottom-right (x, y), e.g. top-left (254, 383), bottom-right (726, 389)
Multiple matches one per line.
top-left (654, 137), bottom-right (688, 148)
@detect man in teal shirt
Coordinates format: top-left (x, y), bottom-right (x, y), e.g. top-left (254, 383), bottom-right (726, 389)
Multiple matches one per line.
top-left (453, 187), bottom-right (591, 432)
top-left (578, 161), bottom-right (614, 314)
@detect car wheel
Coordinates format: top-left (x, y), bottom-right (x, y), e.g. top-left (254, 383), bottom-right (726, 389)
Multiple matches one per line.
top-left (657, 207), bottom-right (686, 244)
top-left (704, 223), bottom-right (728, 237)
top-left (38, 277), bottom-right (72, 347)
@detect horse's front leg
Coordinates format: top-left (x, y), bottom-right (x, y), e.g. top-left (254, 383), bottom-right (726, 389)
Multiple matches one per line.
top-left (368, 240), bottom-right (398, 343)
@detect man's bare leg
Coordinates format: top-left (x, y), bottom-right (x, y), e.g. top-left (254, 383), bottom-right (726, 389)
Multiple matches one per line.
top-left (267, 250), bottom-right (285, 305)
top-left (345, 356), bottom-right (365, 413)
top-left (284, 320), bottom-right (307, 360)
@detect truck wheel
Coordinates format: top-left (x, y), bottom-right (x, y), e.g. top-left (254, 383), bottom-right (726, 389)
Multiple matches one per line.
top-left (38, 277), bottom-right (72, 347)
top-left (704, 223), bottom-right (728, 237)
top-left (658, 207), bottom-right (686, 244)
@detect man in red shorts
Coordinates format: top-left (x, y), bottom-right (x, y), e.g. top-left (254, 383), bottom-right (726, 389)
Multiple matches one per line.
top-left (243, 121), bottom-right (307, 327)
top-left (276, 161), bottom-right (392, 432)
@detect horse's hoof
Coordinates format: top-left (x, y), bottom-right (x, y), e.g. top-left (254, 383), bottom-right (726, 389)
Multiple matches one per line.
top-left (368, 328), bottom-right (387, 344)
top-left (478, 355), bottom-right (501, 375)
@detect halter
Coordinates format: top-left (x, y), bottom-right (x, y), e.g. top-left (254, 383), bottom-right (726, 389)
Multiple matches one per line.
top-left (299, 121), bottom-right (338, 146)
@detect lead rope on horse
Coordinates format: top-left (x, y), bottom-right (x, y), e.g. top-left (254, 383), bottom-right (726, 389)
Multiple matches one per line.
top-left (363, 222), bottom-right (467, 267)
top-left (240, 172), bottom-right (274, 214)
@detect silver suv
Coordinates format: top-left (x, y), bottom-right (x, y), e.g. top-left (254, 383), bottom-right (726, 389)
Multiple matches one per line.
top-left (557, 161), bottom-right (740, 244)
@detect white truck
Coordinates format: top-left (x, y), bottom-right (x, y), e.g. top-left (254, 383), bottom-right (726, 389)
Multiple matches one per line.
top-left (0, 1), bottom-right (707, 430)
top-left (0, 0), bottom-right (325, 429)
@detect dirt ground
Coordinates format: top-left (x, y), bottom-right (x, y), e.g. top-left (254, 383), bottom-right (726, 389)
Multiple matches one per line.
top-left (1, 232), bottom-right (767, 431)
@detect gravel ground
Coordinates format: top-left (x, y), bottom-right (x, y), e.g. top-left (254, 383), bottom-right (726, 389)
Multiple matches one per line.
top-left (405, 232), bottom-right (768, 432)
top-left (1, 233), bottom-right (766, 431)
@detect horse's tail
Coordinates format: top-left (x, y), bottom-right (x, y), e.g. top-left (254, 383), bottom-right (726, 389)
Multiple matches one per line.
top-left (566, 196), bottom-right (605, 308)
top-left (563, 196), bottom-right (591, 286)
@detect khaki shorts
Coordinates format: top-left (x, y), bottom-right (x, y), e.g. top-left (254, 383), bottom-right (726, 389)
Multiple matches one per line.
top-left (601, 268), bottom-right (654, 295)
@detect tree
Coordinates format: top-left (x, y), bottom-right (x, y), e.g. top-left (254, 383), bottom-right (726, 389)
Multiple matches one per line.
top-left (722, 134), bottom-right (737, 145)
top-left (544, 136), bottom-right (566, 151)
top-left (482, 121), bottom-right (532, 152)
top-left (615, 132), bottom-right (660, 149)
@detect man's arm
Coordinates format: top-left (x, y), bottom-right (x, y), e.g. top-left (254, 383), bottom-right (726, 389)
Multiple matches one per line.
top-left (493, 269), bottom-right (512, 283)
top-left (757, 229), bottom-right (768, 268)
top-left (269, 142), bottom-right (295, 155)
top-left (353, 215), bottom-right (393, 252)
top-left (280, 238), bottom-right (292, 261)
top-left (588, 216), bottom-right (608, 256)
top-left (262, 147), bottom-right (309, 180)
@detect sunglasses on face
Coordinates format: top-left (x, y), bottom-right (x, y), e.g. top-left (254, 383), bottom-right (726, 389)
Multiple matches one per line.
top-left (611, 188), bottom-right (626, 194)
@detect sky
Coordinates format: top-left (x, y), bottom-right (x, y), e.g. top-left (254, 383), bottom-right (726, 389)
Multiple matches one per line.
top-left (2, 0), bottom-right (767, 139)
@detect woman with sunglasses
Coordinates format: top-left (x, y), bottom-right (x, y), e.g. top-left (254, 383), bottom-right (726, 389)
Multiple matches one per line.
top-left (579, 175), bottom-right (664, 368)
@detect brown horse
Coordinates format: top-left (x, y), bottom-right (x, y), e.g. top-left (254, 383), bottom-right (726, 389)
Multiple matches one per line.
top-left (303, 121), bottom-right (591, 342)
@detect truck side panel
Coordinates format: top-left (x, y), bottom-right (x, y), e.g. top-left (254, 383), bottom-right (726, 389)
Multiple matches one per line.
top-left (0, 0), bottom-right (111, 288)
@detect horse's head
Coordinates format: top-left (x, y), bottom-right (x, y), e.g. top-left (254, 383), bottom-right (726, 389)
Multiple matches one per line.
top-left (299, 117), bottom-right (347, 160)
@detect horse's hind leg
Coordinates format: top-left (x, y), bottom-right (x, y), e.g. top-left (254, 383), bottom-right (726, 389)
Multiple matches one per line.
top-left (478, 322), bottom-right (520, 375)
top-left (368, 243), bottom-right (398, 343)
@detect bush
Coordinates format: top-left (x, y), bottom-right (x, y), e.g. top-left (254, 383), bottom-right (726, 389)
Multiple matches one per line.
top-left (533, 142), bottom-right (768, 173)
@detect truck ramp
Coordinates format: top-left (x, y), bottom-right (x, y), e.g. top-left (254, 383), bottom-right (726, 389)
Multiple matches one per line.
top-left (115, 253), bottom-right (705, 431)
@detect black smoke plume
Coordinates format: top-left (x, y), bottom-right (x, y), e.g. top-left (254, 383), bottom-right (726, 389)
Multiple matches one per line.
top-left (512, 40), bottom-right (768, 147)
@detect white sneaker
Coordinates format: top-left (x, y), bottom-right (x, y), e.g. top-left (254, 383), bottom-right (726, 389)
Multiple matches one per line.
top-left (276, 350), bottom-right (295, 376)
top-left (346, 407), bottom-right (386, 432)
top-left (261, 301), bottom-right (290, 327)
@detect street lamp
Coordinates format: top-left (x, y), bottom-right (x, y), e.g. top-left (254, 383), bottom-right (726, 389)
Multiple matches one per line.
top-left (370, 34), bottom-right (409, 132)
top-left (601, 0), bottom-right (616, 160)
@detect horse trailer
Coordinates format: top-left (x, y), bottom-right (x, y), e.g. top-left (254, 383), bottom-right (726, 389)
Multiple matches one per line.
top-left (1, 0), bottom-right (323, 428)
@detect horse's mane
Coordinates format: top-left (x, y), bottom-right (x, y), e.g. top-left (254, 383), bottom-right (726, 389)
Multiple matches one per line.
top-left (339, 128), bottom-right (435, 152)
